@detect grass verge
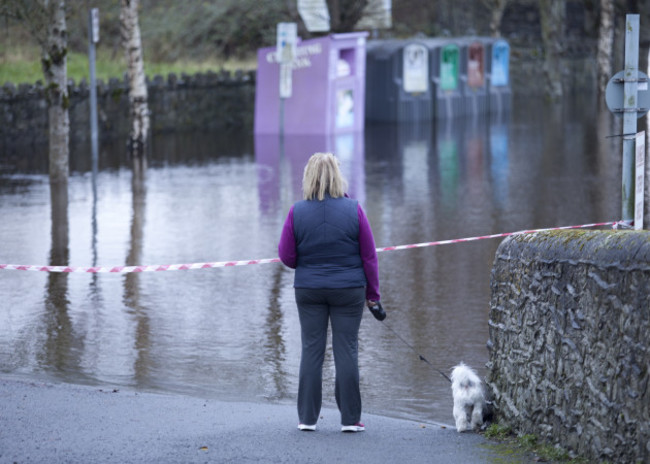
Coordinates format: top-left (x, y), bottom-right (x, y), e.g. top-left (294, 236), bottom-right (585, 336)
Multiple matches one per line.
top-left (0, 43), bottom-right (256, 86)
top-left (482, 423), bottom-right (590, 464)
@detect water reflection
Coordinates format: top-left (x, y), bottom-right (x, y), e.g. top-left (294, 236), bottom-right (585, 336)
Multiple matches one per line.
top-left (489, 112), bottom-right (510, 209)
top-left (88, 142), bottom-right (101, 318)
top-left (123, 156), bottom-right (152, 385)
top-left (42, 180), bottom-right (81, 374)
top-left (255, 131), bottom-right (365, 208)
top-left (436, 118), bottom-right (461, 212)
top-left (0, 96), bottom-right (622, 425)
top-left (263, 265), bottom-right (289, 400)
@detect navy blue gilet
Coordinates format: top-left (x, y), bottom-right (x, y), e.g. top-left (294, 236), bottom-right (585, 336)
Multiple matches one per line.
top-left (293, 195), bottom-right (367, 290)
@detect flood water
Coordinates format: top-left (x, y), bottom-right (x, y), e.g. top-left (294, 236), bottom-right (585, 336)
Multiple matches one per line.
top-left (0, 95), bottom-right (622, 426)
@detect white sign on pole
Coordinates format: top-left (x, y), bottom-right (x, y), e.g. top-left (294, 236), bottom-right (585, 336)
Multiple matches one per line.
top-left (277, 22), bottom-right (297, 64)
top-left (277, 23), bottom-right (297, 99)
top-left (635, 131), bottom-right (645, 230)
top-left (297, 0), bottom-right (330, 32)
top-left (91, 8), bottom-right (100, 43)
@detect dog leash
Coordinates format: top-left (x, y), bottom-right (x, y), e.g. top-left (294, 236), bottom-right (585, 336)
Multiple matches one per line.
top-left (369, 303), bottom-right (452, 383)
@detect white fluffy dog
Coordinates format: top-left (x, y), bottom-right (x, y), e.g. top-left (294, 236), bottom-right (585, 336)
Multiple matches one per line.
top-left (450, 362), bottom-right (487, 432)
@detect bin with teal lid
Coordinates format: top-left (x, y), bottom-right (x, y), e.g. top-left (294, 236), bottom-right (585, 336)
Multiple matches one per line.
top-left (427, 39), bottom-right (464, 119)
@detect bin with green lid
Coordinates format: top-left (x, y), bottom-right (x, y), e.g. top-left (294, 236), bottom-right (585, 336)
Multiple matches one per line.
top-left (440, 44), bottom-right (460, 92)
top-left (427, 40), bottom-right (464, 119)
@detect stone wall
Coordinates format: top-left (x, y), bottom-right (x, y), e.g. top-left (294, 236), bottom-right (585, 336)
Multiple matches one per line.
top-left (488, 230), bottom-right (650, 463)
top-left (0, 70), bottom-right (255, 147)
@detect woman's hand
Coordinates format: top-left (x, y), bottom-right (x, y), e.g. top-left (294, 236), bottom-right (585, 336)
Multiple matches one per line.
top-left (366, 300), bottom-right (386, 321)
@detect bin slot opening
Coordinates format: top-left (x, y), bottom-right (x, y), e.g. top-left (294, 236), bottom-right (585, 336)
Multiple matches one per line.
top-left (338, 48), bottom-right (356, 77)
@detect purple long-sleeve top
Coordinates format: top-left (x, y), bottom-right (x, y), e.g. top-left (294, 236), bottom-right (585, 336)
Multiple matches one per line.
top-left (278, 203), bottom-right (380, 302)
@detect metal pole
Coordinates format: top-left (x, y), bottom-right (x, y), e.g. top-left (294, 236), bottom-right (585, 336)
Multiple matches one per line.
top-left (647, 48), bottom-right (650, 229)
top-left (88, 8), bottom-right (99, 173)
top-left (88, 8), bottom-right (100, 271)
top-left (279, 62), bottom-right (291, 135)
top-left (621, 14), bottom-right (639, 223)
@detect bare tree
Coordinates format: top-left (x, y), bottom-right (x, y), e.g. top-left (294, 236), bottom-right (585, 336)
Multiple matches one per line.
top-left (120, 0), bottom-right (149, 157)
top-left (480, 0), bottom-right (509, 37)
top-left (326, 0), bottom-right (368, 32)
top-left (539, 0), bottom-right (565, 101)
top-left (1, 0), bottom-right (70, 184)
top-left (355, 0), bottom-right (392, 30)
top-left (596, 0), bottom-right (614, 94)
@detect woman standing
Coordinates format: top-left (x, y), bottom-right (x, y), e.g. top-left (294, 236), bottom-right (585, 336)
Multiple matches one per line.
top-left (278, 152), bottom-right (380, 433)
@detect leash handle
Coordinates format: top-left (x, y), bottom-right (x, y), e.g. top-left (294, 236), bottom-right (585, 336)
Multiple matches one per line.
top-left (368, 301), bottom-right (386, 321)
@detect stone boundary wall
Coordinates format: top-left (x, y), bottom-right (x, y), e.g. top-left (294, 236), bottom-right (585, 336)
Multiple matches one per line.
top-left (488, 230), bottom-right (650, 463)
top-left (0, 54), bottom-right (597, 148)
top-left (0, 70), bottom-right (256, 147)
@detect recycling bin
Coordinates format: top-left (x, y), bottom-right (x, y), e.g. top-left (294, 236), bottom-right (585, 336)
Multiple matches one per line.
top-left (254, 32), bottom-right (368, 134)
top-left (427, 39), bottom-right (465, 119)
top-left (458, 38), bottom-right (489, 116)
top-left (365, 39), bottom-right (433, 122)
top-left (486, 39), bottom-right (511, 115)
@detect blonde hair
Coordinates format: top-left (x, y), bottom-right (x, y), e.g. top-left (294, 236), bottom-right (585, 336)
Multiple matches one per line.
top-left (302, 152), bottom-right (348, 201)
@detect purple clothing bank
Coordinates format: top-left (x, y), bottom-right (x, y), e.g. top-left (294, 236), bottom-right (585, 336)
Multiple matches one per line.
top-left (254, 32), bottom-right (368, 134)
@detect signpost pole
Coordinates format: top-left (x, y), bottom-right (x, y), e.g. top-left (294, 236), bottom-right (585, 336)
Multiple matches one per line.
top-left (88, 8), bottom-right (99, 173)
top-left (635, 131), bottom-right (645, 230)
top-left (277, 23), bottom-right (297, 137)
top-left (88, 7), bottom-right (100, 269)
top-left (622, 14), bottom-right (639, 224)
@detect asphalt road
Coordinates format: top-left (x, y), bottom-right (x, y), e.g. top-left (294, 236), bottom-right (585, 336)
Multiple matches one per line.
top-left (0, 376), bottom-right (530, 463)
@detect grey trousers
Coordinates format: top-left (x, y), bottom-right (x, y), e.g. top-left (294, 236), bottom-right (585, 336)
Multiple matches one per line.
top-left (295, 287), bottom-right (365, 426)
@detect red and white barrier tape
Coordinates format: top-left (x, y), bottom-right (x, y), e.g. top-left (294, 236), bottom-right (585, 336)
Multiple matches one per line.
top-left (0, 258), bottom-right (282, 274)
top-left (375, 221), bottom-right (616, 252)
top-left (0, 221), bottom-right (616, 273)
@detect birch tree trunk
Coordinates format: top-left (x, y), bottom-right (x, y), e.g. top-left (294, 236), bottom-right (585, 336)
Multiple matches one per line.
top-left (596, 0), bottom-right (615, 95)
top-left (120, 0), bottom-right (149, 157)
top-left (5, 0), bottom-right (71, 184)
top-left (539, 0), bottom-right (565, 101)
top-left (490, 0), bottom-right (507, 37)
top-left (481, 0), bottom-right (509, 37)
top-left (39, 0), bottom-right (69, 185)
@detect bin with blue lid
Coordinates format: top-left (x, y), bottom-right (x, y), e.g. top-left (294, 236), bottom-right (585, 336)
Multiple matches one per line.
top-left (487, 39), bottom-right (511, 116)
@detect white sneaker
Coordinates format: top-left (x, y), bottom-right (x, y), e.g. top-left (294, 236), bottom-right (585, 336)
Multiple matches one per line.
top-left (298, 423), bottom-right (316, 431)
top-left (341, 422), bottom-right (365, 432)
